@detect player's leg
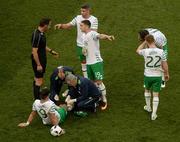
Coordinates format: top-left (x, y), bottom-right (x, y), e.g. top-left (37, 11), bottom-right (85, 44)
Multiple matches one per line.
top-left (32, 59), bottom-right (44, 100)
top-left (77, 97), bottom-right (100, 112)
top-left (77, 46), bottom-right (88, 78)
top-left (151, 77), bottom-right (162, 120)
top-left (161, 43), bottom-right (168, 88)
top-left (92, 62), bottom-right (107, 110)
top-left (56, 106), bottom-right (68, 124)
top-left (144, 76), bottom-right (152, 112)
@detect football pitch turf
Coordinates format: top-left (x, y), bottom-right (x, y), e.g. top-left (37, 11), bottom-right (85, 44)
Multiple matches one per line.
top-left (0, 0), bottom-right (180, 141)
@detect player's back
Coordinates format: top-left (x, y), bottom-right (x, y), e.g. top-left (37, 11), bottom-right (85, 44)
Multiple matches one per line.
top-left (143, 47), bottom-right (165, 77)
top-left (146, 28), bottom-right (167, 47)
top-left (33, 99), bottom-right (58, 125)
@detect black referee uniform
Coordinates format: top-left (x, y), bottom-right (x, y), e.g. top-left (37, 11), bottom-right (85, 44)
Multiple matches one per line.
top-left (31, 29), bottom-right (47, 100)
top-left (31, 29), bottom-right (47, 78)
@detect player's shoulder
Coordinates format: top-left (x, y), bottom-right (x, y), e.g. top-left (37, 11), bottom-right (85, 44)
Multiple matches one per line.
top-left (76, 15), bottom-right (82, 19)
top-left (90, 15), bottom-right (98, 20)
top-left (33, 99), bottom-right (41, 106)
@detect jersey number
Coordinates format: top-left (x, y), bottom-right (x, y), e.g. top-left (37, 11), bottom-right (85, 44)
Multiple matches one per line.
top-left (146, 56), bottom-right (161, 68)
top-left (39, 109), bottom-right (48, 118)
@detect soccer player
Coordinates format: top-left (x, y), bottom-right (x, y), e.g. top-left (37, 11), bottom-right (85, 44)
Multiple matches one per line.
top-left (136, 35), bottom-right (169, 120)
top-left (49, 65), bottom-right (74, 105)
top-left (80, 20), bottom-right (115, 110)
top-left (31, 18), bottom-right (59, 100)
top-left (54, 4), bottom-right (98, 78)
top-left (65, 74), bottom-right (102, 115)
top-left (138, 28), bottom-right (168, 88)
top-left (18, 88), bottom-right (67, 134)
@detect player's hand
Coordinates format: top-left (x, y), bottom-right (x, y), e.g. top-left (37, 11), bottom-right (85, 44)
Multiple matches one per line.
top-left (18, 122), bottom-right (29, 128)
top-left (37, 65), bottom-right (43, 72)
top-left (82, 47), bottom-right (88, 56)
top-left (67, 99), bottom-right (76, 105)
top-left (52, 51), bottom-right (59, 58)
top-left (54, 24), bottom-right (62, 30)
top-left (165, 74), bottom-right (169, 81)
top-left (107, 35), bottom-right (115, 41)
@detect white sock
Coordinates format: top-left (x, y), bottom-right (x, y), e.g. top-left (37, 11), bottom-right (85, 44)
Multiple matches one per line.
top-left (144, 92), bottom-right (151, 108)
top-left (81, 63), bottom-right (88, 78)
top-left (152, 96), bottom-right (159, 115)
top-left (98, 83), bottom-right (107, 103)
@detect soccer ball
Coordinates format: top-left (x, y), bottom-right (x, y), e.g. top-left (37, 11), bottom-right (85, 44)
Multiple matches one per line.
top-left (50, 125), bottom-right (63, 136)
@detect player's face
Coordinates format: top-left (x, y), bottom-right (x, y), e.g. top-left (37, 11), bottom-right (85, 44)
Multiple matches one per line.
top-left (81, 8), bottom-right (90, 18)
top-left (80, 23), bottom-right (86, 32)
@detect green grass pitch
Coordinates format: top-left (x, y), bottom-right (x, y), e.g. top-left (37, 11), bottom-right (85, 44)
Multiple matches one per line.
top-left (0, 0), bottom-right (180, 141)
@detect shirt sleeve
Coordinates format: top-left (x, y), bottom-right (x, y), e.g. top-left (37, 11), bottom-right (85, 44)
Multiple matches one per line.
top-left (91, 18), bottom-right (98, 30)
top-left (31, 30), bottom-right (41, 48)
top-left (92, 31), bottom-right (100, 41)
top-left (162, 51), bottom-right (167, 61)
top-left (70, 16), bottom-right (77, 26)
top-left (48, 103), bottom-right (57, 114)
top-left (32, 101), bottom-right (37, 111)
top-left (138, 49), bottom-right (145, 56)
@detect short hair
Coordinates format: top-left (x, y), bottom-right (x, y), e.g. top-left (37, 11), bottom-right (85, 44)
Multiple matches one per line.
top-left (145, 35), bottom-right (155, 44)
top-left (138, 30), bottom-right (149, 41)
top-left (39, 87), bottom-right (50, 99)
top-left (81, 20), bottom-right (91, 28)
top-left (81, 3), bottom-right (91, 9)
top-left (65, 74), bottom-right (77, 82)
top-left (39, 18), bottom-right (51, 27)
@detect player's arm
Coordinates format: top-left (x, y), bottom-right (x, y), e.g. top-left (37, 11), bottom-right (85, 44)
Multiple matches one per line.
top-left (162, 61), bottom-right (169, 81)
top-left (97, 34), bottom-right (115, 41)
top-left (68, 83), bottom-right (88, 104)
top-left (32, 48), bottom-right (41, 66)
top-left (136, 41), bottom-right (146, 54)
top-left (54, 23), bottom-right (73, 30)
top-left (18, 111), bottom-right (37, 128)
top-left (32, 32), bottom-right (43, 71)
top-left (46, 46), bottom-right (59, 58)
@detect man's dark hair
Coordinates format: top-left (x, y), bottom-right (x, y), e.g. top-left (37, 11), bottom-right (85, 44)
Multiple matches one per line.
top-left (138, 30), bottom-right (149, 41)
top-left (39, 87), bottom-right (50, 100)
top-left (39, 18), bottom-right (51, 27)
top-left (81, 3), bottom-right (91, 9)
top-left (81, 20), bottom-right (91, 28)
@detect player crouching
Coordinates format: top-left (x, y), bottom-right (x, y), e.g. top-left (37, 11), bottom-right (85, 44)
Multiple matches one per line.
top-left (18, 88), bottom-right (67, 136)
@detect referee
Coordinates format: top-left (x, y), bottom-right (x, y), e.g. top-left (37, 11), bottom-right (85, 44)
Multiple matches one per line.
top-left (31, 18), bottom-right (59, 100)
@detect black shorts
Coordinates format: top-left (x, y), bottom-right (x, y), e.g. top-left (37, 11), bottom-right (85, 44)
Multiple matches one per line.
top-left (31, 57), bottom-right (46, 78)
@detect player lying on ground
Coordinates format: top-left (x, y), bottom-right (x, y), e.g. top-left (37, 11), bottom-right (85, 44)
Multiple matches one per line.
top-left (136, 35), bottom-right (169, 120)
top-left (54, 4), bottom-right (98, 78)
top-left (49, 65), bottom-right (74, 105)
top-left (31, 18), bottom-right (59, 100)
top-left (18, 88), bottom-right (67, 134)
top-left (80, 20), bottom-right (115, 110)
top-left (65, 74), bottom-right (102, 117)
top-left (138, 28), bottom-right (168, 88)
